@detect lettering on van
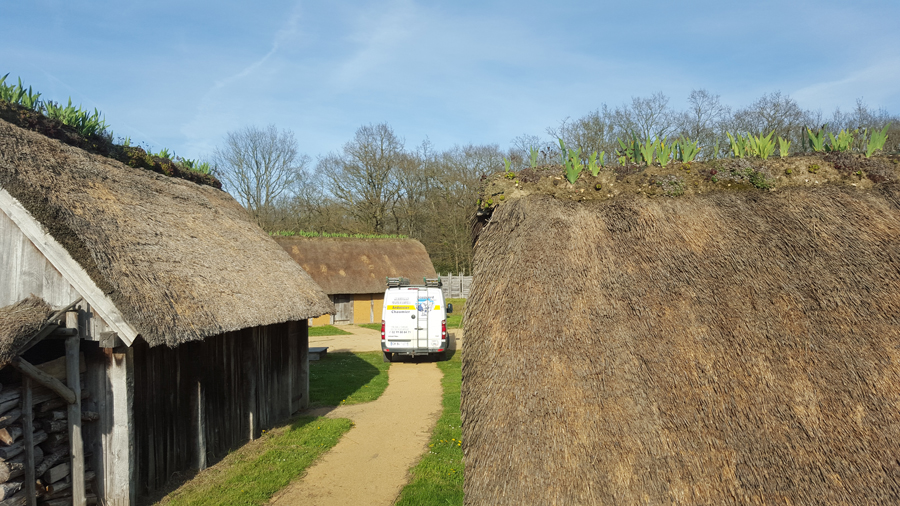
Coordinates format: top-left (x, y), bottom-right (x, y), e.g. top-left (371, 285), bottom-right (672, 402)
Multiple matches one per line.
top-left (387, 305), bottom-right (415, 310)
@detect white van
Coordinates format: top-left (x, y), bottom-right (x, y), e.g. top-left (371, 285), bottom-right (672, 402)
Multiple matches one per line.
top-left (381, 277), bottom-right (453, 362)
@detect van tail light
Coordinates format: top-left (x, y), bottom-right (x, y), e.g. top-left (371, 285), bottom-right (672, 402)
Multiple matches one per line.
top-left (441, 319), bottom-right (447, 339)
top-left (381, 320), bottom-right (385, 340)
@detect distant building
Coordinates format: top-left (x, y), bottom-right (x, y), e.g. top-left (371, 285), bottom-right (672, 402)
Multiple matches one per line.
top-left (275, 237), bottom-right (437, 326)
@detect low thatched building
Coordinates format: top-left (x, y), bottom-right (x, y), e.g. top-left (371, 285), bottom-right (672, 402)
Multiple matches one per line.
top-left (0, 114), bottom-right (333, 504)
top-left (275, 236), bottom-right (437, 325)
top-left (462, 155), bottom-right (900, 504)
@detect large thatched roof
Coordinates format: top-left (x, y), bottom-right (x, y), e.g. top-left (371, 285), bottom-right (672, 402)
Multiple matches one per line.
top-left (0, 296), bottom-right (51, 368)
top-left (274, 236), bottom-right (437, 295)
top-left (0, 118), bottom-right (333, 347)
top-left (463, 169), bottom-right (900, 503)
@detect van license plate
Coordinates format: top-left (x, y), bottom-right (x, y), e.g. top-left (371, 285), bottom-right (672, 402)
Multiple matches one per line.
top-left (388, 341), bottom-right (409, 348)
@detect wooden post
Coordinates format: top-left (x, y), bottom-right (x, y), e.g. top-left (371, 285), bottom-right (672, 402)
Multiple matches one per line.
top-left (192, 375), bottom-right (206, 471)
top-left (66, 312), bottom-right (86, 506)
top-left (22, 377), bottom-right (35, 506)
top-left (243, 330), bottom-right (259, 441)
top-left (288, 323), bottom-right (297, 414)
top-left (299, 323), bottom-right (309, 411)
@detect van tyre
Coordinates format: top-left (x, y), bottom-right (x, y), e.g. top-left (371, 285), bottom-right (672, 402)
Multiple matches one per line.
top-left (383, 352), bottom-right (393, 363)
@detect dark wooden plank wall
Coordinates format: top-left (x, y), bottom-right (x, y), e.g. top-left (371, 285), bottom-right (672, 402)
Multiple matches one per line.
top-left (132, 321), bottom-right (306, 496)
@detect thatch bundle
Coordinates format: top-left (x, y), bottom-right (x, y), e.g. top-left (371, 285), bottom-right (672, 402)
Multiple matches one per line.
top-left (463, 179), bottom-right (900, 504)
top-left (274, 236), bottom-right (437, 294)
top-left (0, 296), bottom-right (51, 367)
top-left (0, 119), bottom-right (333, 347)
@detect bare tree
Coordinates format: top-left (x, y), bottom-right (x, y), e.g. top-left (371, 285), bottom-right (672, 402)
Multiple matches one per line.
top-left (319, 123), bottom-right (404, 234)
top-left (728, 91), bottom-right (813, 150)
top-left (547, 105), bottom-right (618, 162)
top-left (213, 124), bottom-right (309, 229)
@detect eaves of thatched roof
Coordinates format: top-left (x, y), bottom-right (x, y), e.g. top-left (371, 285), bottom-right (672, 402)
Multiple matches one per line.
top-left (274, 236), bottom-right (437, 295)
top-left (463, 158), bottom-right (900, 504)
top-left (0, 296), bottom-right (51, 368)
top-left (0, 118), bottom-right (334, 348)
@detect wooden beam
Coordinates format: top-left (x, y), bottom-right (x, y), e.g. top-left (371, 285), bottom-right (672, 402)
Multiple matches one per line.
top-left (65, 318), bottom-right (86, 506)
top-left (0, 189), bottom-right (138, 345)
top-left (9, 359), bottom-right (75, 405)
top-left (299, 322), bottom-right (309, 412)
top-left (22, 378), bottom-right (35, 506)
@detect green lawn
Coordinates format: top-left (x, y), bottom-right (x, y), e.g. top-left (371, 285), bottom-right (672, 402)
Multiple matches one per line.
top-left (308, 324), bottom-right (352, 336)
top-left (309, 351), bottom-right (390, 406)
top-left (446, 298), bottom-right (466, 329)
top-left (395, 348), bottom-right (463, 505)
top-left (155, 351), bottom-right (391, 505)
top-left (357, 323), bottom-right (381, 331)
top-left (159, 416), bottom-right (351, 505)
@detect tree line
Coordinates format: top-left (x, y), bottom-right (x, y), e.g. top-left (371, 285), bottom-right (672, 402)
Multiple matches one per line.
top-left (213, 90), bottom-right (900, 274)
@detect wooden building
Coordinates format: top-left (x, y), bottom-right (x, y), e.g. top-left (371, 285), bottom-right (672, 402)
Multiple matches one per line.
top-left (0, 115), bottom-right (334, 504)
top-left (274, 237), bottom-right (437, 326)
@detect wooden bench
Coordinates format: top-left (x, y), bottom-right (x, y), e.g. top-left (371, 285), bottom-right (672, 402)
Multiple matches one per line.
top-left (309, 347), bottom-right (328, 361)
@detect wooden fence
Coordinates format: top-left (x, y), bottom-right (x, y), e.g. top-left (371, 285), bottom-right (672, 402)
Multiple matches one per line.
top-left (439, 273), bottom-right (473, 299)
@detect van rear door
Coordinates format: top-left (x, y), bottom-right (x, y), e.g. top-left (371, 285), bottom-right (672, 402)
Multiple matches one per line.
top-left (415, 288), bottom-right (432, 351)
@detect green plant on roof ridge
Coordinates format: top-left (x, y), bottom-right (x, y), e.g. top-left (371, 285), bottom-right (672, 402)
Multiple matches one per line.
top-left (827, 128), bottom-right (856, 152)
top-left (638, 138), bottom-right (655, 166)
top-left (655, 137), bottom-right (672, 166)
top-left (865, 123), bottom-right (891, 158)
top-left (616, 133), bottom-right (642, 165)
top-left (0, 74), bottom-right (42, 111)
top-left (675, 137), bottom-right (700, 163)
top-left (807, 125), bottom-right (827, 152)
top-left (178, 157), bottom-right (213, 175)
top-left (587, 150), bottom-right (604, 176)
top-left (43, 98), bottom-right (109, 138)
top-left (747, 130), bottom-right (776, 160)
top-left (564, 145), bottom-right (583, 184)
top-left (527, 147), bottom-right (538, 168)
top-left (778, 136), bottom-right (791, 158)
top-left (726, 132), bottom-right (747, 158)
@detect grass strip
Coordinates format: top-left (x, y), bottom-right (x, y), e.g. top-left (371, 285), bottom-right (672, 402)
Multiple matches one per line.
top-left (357, 323), bottom-right (381, 331)
top-left (395, 350), bottom-right (463, 505)
top-left (160, 416), bottom-right (352, 505)
top-left (446, 298), bottom-right (466, 329)
top-left (308, 324), bottom-right (352, 336)
top-left (309, 351), bottom-right (389, 406)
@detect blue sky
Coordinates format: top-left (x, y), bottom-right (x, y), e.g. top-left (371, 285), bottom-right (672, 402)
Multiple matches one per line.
top-left (3, 0), bottom-right (899, 161)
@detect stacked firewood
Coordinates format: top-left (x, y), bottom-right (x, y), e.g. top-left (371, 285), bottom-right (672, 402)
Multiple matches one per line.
top-left (0, 356), bottom-right (97, 506)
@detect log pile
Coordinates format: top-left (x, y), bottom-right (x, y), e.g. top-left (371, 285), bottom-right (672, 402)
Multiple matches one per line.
top-left (0, 355), bottom-right (96, 506)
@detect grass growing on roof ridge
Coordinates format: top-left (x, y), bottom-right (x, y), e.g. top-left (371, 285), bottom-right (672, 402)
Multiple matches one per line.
top-left (395, 350), bottom-right (463, 505)
top-left (309, 351), bottom-right (390, 406)
top-left (158, 416), bottom-right (352, 505)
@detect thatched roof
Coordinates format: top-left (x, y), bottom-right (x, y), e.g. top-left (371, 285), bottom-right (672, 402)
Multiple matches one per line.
top-left (0, 296), bottom-right (52, 368)
top-left (0, 118), bottom-right (333, 348)
top-left (462, 175), bottom-right (900, 504)
top-left (274, 236), bottom-right (437, 295)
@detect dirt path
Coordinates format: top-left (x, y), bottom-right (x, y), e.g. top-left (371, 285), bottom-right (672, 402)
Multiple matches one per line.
top-left (269, 360), bottom-right (443, 506)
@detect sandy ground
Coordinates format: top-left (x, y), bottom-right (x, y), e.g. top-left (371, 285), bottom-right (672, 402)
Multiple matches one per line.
top-left (269, 360), bottom-right (444, 506)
